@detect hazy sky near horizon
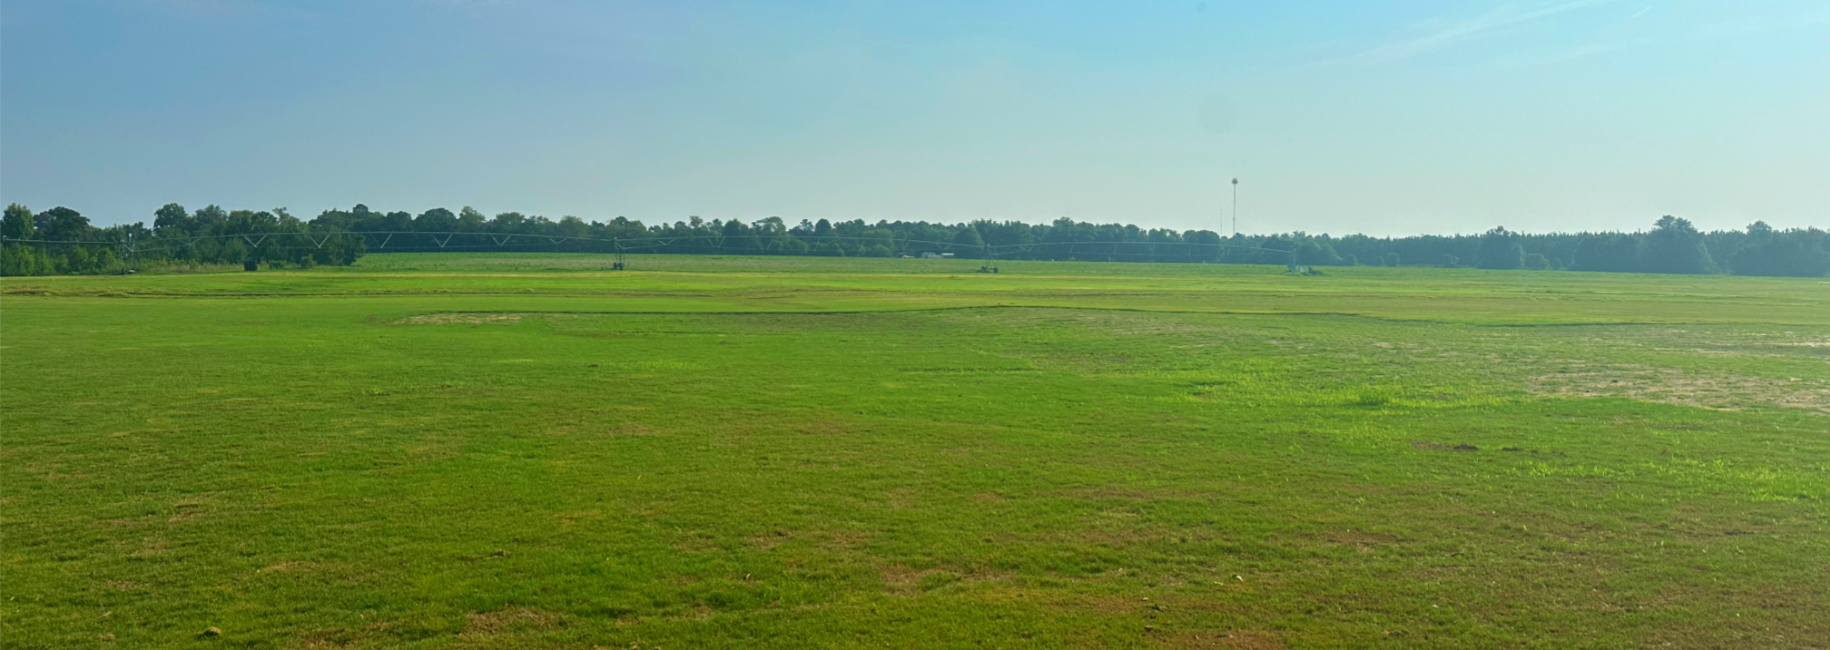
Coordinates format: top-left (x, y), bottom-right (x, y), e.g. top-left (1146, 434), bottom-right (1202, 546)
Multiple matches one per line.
top-left (4, 0), bottom-right (1826, 235)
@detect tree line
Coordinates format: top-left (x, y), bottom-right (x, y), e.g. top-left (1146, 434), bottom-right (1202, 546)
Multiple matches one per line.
top-left (2, 203), bottom-right (363, 276)
top-left (4, 202), bottom-right (1826, 277)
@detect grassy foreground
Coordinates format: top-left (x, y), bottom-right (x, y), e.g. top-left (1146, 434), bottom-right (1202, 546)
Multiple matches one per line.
top-left (3, 253), bottom-right (1827, 648)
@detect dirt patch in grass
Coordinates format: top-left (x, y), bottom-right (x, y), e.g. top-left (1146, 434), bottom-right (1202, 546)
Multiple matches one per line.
top-left (257, 561), bottom-right (354, 575)
top-left (1410, 441), bottom-right (1479, 452)
top-left (1060, 311), bottom-right (1229, 338)
top-left (394, 313), bottom-right (524, 326)
top-left (879, 564), bottom-right (926, 592)
top-left (1324, 529), bottom-right (1403, 553)
top-left (1152, 630), bottom-right (1287, 649)
top-left (876, 486), bottom-right (921, 509)
top-left (671, 530), bottom-right (722, 553)
top-left (1217, 630), bottom-right (1289, 649)
top-left (818, 529), bottom-right (873, 552)
top-left (298, 623), bottom-right (393, 649)
top-left (749, 528), bottom-right (791, 551)
top-left (880, 563), bottom-right (1013, 595)
top-left (1638, 585), bottom-right (1830, 649)
top-left (1530, 365), bottom-right (1830, 414)
top-left (554, 510), bottom-right (605, 528)
top-left (462, 607), bottom-right (561, 635)
top-left (104, 515), bottom-right (159, 530)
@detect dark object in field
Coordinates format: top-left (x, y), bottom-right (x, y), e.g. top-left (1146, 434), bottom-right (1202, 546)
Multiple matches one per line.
top-left (976, 265), bottom-right (999, 274)
top-left (244, 260), bottom-right (259, 271)
top-left (200, 626), bottom-right (222, 638)
top-left (611, 261), bottom-right (624, 270)
top-left (1411, 441), bottom-right (1480, 452)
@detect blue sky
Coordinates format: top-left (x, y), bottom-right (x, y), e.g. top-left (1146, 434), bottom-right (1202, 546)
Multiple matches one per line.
top-left (3, 0), bottom-right (1826, 235)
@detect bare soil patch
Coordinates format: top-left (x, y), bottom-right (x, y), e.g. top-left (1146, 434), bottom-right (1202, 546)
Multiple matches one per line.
top-left (1530, 365), bottom-right (1830, 414)
top-left (1151, 630), bottom-right (1288, 649)
top-left (394, 313), bottom-right (524, 326)
top-left (462, 607), bottom-right (561, 635)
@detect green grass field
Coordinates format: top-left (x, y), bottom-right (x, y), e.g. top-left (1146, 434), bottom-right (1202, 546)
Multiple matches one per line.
top-left (4, 253), bottom-right (1827, 648)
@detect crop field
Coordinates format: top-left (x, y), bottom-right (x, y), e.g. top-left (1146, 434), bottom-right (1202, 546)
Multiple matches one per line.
top-left (3, 253), bottom-right (1828, 649)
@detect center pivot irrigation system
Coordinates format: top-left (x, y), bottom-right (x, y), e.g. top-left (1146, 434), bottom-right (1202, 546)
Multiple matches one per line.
top-left (3, 230), bottom-right (1296, 270)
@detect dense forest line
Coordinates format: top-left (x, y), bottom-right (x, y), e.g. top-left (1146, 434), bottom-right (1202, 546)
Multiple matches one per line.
top-left (3, 202), bottom-right (1826, 277)
top-left (1, 203), bottom-right (363, 276)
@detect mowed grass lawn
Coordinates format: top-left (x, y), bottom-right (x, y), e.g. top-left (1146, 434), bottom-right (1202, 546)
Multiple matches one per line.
top-left (3, 253), bottom-right (1827, 648)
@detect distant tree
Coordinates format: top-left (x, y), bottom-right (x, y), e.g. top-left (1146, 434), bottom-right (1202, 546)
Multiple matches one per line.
top-left (1727, 222), bottom-right (1830, 277)
top-left (1573, 233), bottom-right (1638, 272)
top-left (1, 244), bottom-right (47, 275)
top-left (557, 216), bottom-right (591, 239)
top-left (153, 203), bottom-right (190, 234)
top-left (720, 218), bottom-right (762, 252)
top-left (382, 211), bottom-right (415, 232)
top-left (3, 203), bottom-right (36, 240)
top-left (1342, 254), bottom-right (1358, 266)
top-left (752, 217), bottom-right (789, 252)
top-left (1294, 240), bottom-right (1343, 266)
top-left (753, 216), bottom-right (787, 235)
top-left (1474, 227), bottom-right (1524, 269)
top-left (951, 226), bottom-right (984, 257)
top-left (194, 205), bottom-right (228, 230)
top-left (1, 204), bottom-right (42, 276)
top-left (862, 228), bottom-right (896, 254)
top-left (1441, 254), bottom-right (1458, 268)
top-left (490, 212), bottom-right (528, 233)
top-left (1183, 229), bottom-right (1222, 263)
top-left (1383, 252), bottom-right (1400, 267)
top-left (1637, 215), bottom-right (1714, 274)
top-left (416, 208), bottom-right (458, 232)
top-left (457, 207), bottom-right (487, 232)
top-left (34, 207), bottom-right (92, 242)
top-left (1523, 252), bottom-right (1550, 270)
top-left (719, 218), bottom-right (745, 237)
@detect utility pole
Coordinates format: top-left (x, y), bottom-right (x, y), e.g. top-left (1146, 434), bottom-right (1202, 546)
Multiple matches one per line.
top-left (1231, 178), bottom-right (1239, 237)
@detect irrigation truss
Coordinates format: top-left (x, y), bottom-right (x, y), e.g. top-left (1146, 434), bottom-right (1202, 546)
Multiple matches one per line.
top-left (2, 231), bottom-right (1293, 261)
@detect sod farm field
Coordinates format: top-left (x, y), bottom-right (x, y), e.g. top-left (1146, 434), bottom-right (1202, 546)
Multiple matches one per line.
top-left (3, 253), bottom-right (1828, 649)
